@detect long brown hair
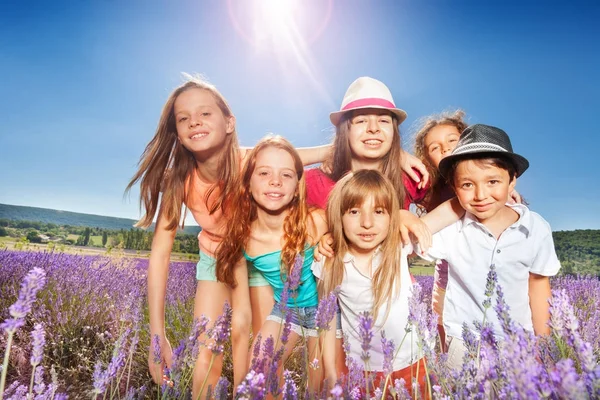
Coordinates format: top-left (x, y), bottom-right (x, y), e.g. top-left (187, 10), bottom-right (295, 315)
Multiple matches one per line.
top-left (323, 111), bottom-right (407, 209)
top-left (413, 109), bottom-right (468, 211)
top-left (126, 75), bottom-right (240, 230)
top-left (216, 135), bottom-right (311, 287)
top-left (319, 170), bottom-right (403, 323)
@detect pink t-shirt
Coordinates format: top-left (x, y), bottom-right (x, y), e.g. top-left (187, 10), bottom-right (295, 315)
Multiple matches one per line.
top-left (305, 168), bottom-right (428, 210)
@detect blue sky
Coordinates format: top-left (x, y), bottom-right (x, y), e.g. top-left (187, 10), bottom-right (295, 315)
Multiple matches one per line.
top-left (1, 0), bottom-right (598, 231)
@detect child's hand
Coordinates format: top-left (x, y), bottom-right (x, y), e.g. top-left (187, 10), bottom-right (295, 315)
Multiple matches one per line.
top-left (148, 335), bottom-right (173, 385)
top-left (509, 189), bottom-right (522, 204)
top-left (399, 210), bottom-right (432, 252)
top-left (314, 232), bottom-right (334, 261)
top-left (401, 150), bottom-right (430, 189)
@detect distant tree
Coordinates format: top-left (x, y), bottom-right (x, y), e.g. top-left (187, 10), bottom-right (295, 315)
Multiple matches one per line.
top-left (0, 226), bottom-right (7, 236)
top-left (83, 227), bottom-right (91, 246)
top-left (26, 230), bottom-right (42, 243)
top-left (102, 231), bottom-right (108, 246)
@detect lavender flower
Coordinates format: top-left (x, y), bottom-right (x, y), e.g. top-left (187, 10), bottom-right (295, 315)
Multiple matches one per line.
top-left (1, 267), bottom-right (46, 333)
top-left (281, 370), bottom-right (298, 399)
top-left (152, 334), bottom-right (162, 364)
top-left (209, 302), bottom-right (232, 355)
top-left (380, 330), bottom-right (395, 377)
top-left (330, 384), bottom-right (343, 399)
top-left (30, 323), bottom-right (45, 366)
top-left (213, 377), bottom-right (230, 400)
top-left (358, 311), bottom-right (374, 363)
top-left (315, 290), bottom-right (338, 331)
top-left (290, 254), bottom-right (304, 292)
top-left (237, 370), bottom-right (267, 400)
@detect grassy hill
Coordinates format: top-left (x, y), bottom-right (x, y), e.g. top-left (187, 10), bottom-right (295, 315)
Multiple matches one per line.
top-left (553, 229), bottom-right (600, 275)
top-left (0, 203), bottom-right (201, 235)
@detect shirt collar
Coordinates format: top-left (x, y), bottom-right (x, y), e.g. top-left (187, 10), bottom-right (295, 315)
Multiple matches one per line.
top-left (460, 202), bottom-right (532, 237)
top-left (343, 245), bottom-right (383, 264)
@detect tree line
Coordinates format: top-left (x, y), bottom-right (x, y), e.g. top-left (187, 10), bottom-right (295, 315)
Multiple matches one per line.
top-left (0, 218), bottom-right (200, 254)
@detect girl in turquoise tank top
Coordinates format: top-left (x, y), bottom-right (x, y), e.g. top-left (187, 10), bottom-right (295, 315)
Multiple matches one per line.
top-left (216, 135), bottom-right (328, 393)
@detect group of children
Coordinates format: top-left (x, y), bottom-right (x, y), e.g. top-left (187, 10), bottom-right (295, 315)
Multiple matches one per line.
top-left (128, 75), bottom-right (561, 396)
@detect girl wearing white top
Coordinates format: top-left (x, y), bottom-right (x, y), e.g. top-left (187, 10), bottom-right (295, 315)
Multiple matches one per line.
top-left (313, 170), bottom-right (434, 396)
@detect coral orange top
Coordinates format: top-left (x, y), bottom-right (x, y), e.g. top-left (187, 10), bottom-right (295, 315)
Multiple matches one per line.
top-left (185, 171), bottom-right (227, 257)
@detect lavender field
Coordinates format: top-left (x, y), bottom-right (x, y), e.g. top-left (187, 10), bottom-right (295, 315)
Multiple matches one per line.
top-left (1, 249), bottom-right (599, 399)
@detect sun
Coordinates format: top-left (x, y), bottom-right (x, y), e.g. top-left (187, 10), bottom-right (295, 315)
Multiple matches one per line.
top-left (227, 0), bottom-right (333, 52)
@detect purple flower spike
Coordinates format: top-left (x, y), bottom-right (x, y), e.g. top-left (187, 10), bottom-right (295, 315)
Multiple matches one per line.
top-left (281, 370), bottom-right (298, 399)
top-left (287, 255), bottom-right (304, 295)
top-left (315, 290), bottom-right (338, 331)
top-left (30, 323), bottom-right (46, 366)
top-left (330, 384), bottom-right (343, 399)
top-left (209, 302), bottom-right (232, 355)
top-left (380, 330), bottom-right (395, 377)
top-left (0, 267), bottom-right (46, 333)
top-left (237, 370), bottom-right (267, 400)
top-left (213, 377), bottom-right (230, 400)
top-left (358, 311), bottom-right (374, 363)
top-left (152, 334), bottom-right (162, 364)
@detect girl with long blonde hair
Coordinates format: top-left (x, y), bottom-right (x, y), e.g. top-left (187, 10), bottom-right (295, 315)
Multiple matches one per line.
top-left (126, 76), bottom-right (331, 396)
top-left (313, 170), bottom-right (431, 394)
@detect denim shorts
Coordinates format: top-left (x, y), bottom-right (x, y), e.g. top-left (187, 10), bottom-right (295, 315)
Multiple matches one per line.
top-left (267, 302), bottom-right (318, 338)
top-left (248, 262), bottom-right (270, 287)
top-left (335, 309), bottom-right (343, 339)
top-left (196, 250), bottom-right (217, 281)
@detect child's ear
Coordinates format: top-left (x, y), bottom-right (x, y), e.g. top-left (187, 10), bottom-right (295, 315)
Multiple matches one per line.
top-left (226, 115), bottom-right (236, 134)
top-left (509, 176), bottom-right (517, 192)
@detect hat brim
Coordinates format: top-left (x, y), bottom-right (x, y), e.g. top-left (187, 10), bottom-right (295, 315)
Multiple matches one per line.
top-left (329, 106), bottom-right (407, 126)
top-left (439, 151), bottom-right (530, 180)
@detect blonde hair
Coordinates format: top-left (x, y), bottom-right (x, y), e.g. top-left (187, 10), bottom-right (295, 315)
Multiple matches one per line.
top-left (216, 135), bottom-right (311, 287)
top-left (323, 112), bottom-right (408, 208)
top-left (319, 169), bottom-right (403, 323)
top-left (413, 109), bottom-right (468, 211)
top-left (126, 75), bottom-right (240, 230)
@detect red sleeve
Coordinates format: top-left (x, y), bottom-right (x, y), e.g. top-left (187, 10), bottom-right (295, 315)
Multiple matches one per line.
top-left (305, 168), bottom-right (336, 210)
top-left (402, 168), bottom-right (430, 209)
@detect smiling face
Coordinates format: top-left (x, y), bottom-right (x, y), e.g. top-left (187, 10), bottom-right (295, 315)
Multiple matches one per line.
top-left (424, 124), bottom-right (461, 169)
top-left (173, 88), bottom-right (235, 156)
top-left (249, 146), bottom-right (299, 214)
top-left (452, 159), bottom-right (517, 225)
top-left (347, 108), bottom-right (395, 167)
top-left (341, 195), bottom-right (390, 257)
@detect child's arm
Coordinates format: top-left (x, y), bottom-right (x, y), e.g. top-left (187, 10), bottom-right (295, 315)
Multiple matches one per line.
top-left (230, 256), bottom-right (252, 390)
top-left (528, 273), bottom-right (552, 336)
top-left (241, 145), bottom-right (332, 166)
top-left (321, 317), bottom-right (338, 384)
top-left (398, 198), bottom-right (463, 251)
top-left (146, 209), bottom-right (177, 384)
top-left (420, 197), bottom-right (464, 234)
top-left (297, 145), bottom-right (333, 166)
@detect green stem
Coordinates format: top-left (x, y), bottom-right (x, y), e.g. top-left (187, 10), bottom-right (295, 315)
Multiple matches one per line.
top-left (0, 331), bottom-right (15, 400)
top-left (381, 374), bottom-right (391, 399)
top-left (196, 353), bottom-right (216, 400)
top-left (28, 364), bottom-right (38, 398)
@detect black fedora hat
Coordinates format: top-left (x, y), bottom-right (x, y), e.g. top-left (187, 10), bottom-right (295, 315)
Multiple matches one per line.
top-left (438, 124), bottom-right (529, 178)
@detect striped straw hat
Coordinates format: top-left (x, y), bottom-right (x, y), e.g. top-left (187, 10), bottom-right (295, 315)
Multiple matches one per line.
top-left (439, 124), bottom-right (530, 178)
top-left (329, 77), bottom-right (407, 126)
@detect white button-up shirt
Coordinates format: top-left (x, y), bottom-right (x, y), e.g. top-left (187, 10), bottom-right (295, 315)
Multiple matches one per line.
top-left (312, 245), bottom-right (420, 371)
top-left (422, 203), bottom-right (561, 339)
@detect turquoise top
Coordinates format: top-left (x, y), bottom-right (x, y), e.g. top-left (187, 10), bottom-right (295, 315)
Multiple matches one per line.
top-left (243, 246), bottom-right (318, 308)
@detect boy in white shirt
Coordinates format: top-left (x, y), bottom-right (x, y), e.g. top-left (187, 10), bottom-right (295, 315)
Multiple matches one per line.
top-left (421, 124), bottom-right (561, 369)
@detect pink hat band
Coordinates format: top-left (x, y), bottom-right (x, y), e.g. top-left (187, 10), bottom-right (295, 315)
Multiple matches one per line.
top-left (341, 97), bottom-right (396, 111)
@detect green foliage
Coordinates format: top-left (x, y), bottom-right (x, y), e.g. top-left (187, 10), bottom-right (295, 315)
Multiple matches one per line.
top-left (26, 230), bottom-right (42, 243)
top-left (553, 229), bottom-right (600, 276)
